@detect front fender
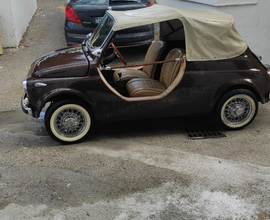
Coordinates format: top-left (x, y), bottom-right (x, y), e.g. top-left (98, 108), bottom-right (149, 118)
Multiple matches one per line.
top-left (35, 88), bottom-right (95, 117)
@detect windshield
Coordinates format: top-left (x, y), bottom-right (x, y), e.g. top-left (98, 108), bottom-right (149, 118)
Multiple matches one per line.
top-left (86, 14), bottom-right (114, 50)
top-left (110, 0), bottom-right (137, 1)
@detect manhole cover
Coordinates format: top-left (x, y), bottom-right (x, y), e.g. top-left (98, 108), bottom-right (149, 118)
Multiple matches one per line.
top-left (185, 128), bottom-right (226, 140)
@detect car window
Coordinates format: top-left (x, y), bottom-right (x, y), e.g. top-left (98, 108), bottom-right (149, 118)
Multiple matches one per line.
top-left (87, 14), bottom-right (114, 50)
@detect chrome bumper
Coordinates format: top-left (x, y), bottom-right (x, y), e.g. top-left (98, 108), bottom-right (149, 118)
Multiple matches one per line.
top-left (21, 93), bottom-right (32, 116)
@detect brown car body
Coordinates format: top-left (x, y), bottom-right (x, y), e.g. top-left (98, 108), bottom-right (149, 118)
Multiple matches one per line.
top-left (22, 5), bottom-right (270, 143)
top-left (23, 46), bottom-right (270, 120)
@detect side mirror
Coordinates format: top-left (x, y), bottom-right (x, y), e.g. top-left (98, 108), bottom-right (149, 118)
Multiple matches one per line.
top-left (257, 55), bottom-right (262, 61)
top-left (86, 33), bottom-right (92, 39)
top-left (92, 48), bottom-right (102, 58)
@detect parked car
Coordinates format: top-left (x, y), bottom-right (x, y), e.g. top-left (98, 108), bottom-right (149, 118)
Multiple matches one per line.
top-left (22, 5), bottom-right (270, 144)
top-left (65, 0), bottom-right (154, 46)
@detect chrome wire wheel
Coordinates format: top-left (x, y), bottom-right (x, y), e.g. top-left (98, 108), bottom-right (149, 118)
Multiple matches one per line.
top-left (45, 101), bottom-right (92, 144)
top-left (53, 106), bottom-right (87, 136)
top-left (217, 90), bottom-right (258, 129)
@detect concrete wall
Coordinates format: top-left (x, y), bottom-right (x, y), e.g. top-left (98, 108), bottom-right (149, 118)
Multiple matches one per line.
top-left (0, 17), bottom-right (3, 54)
top-left (181, 0), bottom-right (258, 6)
top-left (157, 0), bottom-right (270, 64)
top-left (0, 0), bottom-right (37, 47)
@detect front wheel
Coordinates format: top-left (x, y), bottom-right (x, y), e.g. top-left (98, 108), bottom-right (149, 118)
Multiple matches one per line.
top-left (45, 100), bottom-right (93, 144)
top-left (215, 89), bottom-right (258, 130)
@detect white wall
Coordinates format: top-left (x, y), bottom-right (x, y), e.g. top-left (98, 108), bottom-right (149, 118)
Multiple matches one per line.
top-left (0, 0), bottom-right (37, 47)
top-left (157, 0), bottom-right (270, 64)
top-left (181, 0), bottom-right (258, 6)
top-left (0, 0), bottom-right (16, 47)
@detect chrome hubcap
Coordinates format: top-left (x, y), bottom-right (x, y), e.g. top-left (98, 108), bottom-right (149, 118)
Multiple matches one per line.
top-left (224, 97), bottom-right (251, 124)
top-left (54, 108), bottom-right (86, 137)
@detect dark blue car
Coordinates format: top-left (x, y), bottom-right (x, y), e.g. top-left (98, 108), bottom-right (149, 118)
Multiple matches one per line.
top-left (65, 0), bottom-right (154, 46)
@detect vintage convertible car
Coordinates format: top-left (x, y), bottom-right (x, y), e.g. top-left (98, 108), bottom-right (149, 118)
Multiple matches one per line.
top-left (22, 5), bottom-right (270, 144)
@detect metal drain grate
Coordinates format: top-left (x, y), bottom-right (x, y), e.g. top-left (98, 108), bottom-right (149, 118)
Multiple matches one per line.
top-left (185, 128), bottom-right (226, 140)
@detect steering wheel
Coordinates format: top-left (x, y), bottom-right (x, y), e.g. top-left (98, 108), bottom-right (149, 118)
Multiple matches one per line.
top-left (110, 42), bottom-right (127, 65)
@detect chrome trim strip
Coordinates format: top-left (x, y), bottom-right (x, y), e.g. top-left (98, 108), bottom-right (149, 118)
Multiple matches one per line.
top-left (35, 82), bottom-right (47, 87)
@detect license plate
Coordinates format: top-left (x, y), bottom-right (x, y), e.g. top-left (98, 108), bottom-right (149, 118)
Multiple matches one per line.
top-left (95, 17), bottom-right (102, 24)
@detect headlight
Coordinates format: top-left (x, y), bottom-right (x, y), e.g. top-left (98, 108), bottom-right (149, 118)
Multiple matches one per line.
top-left (23, 79), bottom-right (27, 92)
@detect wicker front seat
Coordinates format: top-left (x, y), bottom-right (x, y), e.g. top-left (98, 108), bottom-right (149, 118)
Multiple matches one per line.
top-left (126, 48), bottom-right (185, 97)
top-left (113, 40), bottom-right (166, 84)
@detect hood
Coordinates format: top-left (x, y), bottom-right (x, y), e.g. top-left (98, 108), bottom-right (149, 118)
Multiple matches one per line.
top-left (30, 46), bottom-right (89, 78)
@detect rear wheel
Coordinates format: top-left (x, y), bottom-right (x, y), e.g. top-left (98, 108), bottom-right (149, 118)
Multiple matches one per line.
top-left (45, 100), bottom-right (92, 144)
top-left (215, 89), bottom-right (258, 129)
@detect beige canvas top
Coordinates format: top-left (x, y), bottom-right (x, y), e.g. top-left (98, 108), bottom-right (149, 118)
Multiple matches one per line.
top-left (107, 4), bottom-right (248, 61)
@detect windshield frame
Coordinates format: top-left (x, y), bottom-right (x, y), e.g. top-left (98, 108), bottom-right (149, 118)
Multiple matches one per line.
top-left (86, 13), bottom-right (115, 54)
top-left (110, 0), bottom-right (138, 2)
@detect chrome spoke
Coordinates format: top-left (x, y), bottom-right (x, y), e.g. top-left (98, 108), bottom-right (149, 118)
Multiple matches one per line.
top-left (223, 97), bottom-right (252, 125)
top-left (54, 108), bottom-right (86, 137)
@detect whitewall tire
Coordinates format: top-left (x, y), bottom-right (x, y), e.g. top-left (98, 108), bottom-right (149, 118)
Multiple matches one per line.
top-left (216, 89), bottom-right (258, 129)
top-left (45, 100), bottom-right (92, 144)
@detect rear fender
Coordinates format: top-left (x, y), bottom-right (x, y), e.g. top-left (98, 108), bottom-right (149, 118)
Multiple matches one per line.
top-left (212, 79), bottom-right (264, 108)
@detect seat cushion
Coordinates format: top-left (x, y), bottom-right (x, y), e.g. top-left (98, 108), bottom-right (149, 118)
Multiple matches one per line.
top-left (113, 68), bottom-right (148, 83)
top-left (160, 48), bottom-right (183, 88)
top-left (113, 40), bottom-right (166, 84)
top-left (143, 40), bottom-right (166, 79)
top-left (126, 78), bottom-right (166, 97)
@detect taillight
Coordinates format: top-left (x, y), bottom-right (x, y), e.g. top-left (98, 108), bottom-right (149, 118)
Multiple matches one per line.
top-left (65, 5), bottom-right (81, 23)
top-left (146, 3), bottom-right (152, 7)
